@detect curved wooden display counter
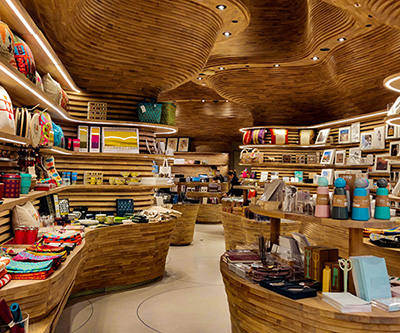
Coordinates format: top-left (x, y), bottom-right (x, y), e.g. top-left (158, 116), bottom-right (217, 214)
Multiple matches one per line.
top-left (221, 260), bottom-right (400, 333)
top-left (221, 212), bottom-right (300, 250)
top-left (196, 204), bottom-right (222, 224)
top-left (0, 220), bottom-right (175, 331)
top-left (170, 204), bottom-right (200, 245)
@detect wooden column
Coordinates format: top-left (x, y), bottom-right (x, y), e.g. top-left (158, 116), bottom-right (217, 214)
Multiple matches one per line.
top-left (348, 228), bottom-right (364, 257)
top-left (270, 217), bottom-right (281, 245)
top-left (243, 189), bottom-right (249, 206)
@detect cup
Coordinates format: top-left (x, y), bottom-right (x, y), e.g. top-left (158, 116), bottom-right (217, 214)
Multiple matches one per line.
top-left (95, 214), bottom-right (106, 223)
top-left (20, 173), bottom-right (32, 195)
top-left (72, 211), bottom-right (82, 220)
top-left (106, 215), bottom-right (115, 224)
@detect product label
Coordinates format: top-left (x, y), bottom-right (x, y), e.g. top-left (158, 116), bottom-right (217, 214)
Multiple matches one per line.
top-left (352, 196), bottom-right (370, 209)
top-left (333, 195), bottom-right (347, 208)
top-left (316, 194), bottom-right (330, 205)
top-left (376, 195), bottom-right (390, 207)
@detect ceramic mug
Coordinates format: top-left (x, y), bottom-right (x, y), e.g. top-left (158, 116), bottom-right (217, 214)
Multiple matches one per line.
top-left (72, 211), bottom-right (82, 220)
top-left (106, 215), bottom-right (115, 224)
top-left (95, 214), bottom-right (106, 223)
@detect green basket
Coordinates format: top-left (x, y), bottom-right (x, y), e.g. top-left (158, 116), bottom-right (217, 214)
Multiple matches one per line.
top-left (160, 102), bottom-right (176, 126)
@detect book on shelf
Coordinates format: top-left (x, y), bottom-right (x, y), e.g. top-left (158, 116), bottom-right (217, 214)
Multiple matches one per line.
top-left (372, 297), bottom-right (400, 312)
top-left (322, 292), bottom-right (371, 313)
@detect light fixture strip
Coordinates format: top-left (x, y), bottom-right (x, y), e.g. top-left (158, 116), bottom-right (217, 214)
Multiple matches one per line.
top-left (5, 0), bottom-right (80, 92)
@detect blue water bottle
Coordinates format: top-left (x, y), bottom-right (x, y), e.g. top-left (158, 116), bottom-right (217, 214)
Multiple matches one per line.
top-left (332, 178), bottom-right (348, 220)
top-left (352, 178), bottom-right (370, 221)
top-left (374, 178), bottom-right (390, 220)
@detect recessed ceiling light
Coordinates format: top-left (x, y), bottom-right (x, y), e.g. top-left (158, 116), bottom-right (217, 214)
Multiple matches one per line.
top-left (232, 20), bottom-right (238, 23)
top-left (245, 65), bottom-right (250, 68)
top-left (365, 24), bottom-right (372, 27)
top-left (223, 31), bottom-right (231, 37)
top-left (216, 5), bottom-right (226, 10)
top-left (202, 100), bottom-right (205, 103)
top-left (312, 56), bottom-right (319, 61)
top-left (197, 77), bottom-right (203, 80)
top-left (219, 66), bottom-right (225, 70)
top-left (226, 100), bottom-right (229, 102)
top-left (354, 3), bottom-right (361, 7)
top-left (320, 48), bottom-right (330, 51)
top-left (337, 37), bottom-right (347, 42)
top-left (202, 83), bottom-right (206, 86)
top-left (273, 64), bottom-right (280, 67)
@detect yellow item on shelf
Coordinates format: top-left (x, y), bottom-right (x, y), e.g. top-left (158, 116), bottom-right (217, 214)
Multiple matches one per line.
top-left (322, 265), bottom-right (331, 292)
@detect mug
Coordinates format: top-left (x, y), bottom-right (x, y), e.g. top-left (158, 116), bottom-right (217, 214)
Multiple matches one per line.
top-left (72, 211), bottom-right (82, 220)
top-left (95, 214), bottom-right (106, 223)
top-left (106, 215), bottom-right (115, 224)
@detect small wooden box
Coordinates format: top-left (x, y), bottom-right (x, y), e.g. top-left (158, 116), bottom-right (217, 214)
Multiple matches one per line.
top-left (84, 171), bottom-right (103, 185)
top-left (87, 101), bottom-right (107, 120)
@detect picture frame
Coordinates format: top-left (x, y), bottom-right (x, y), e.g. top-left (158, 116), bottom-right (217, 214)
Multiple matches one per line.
top-left (360, 131), bottom-right (373, 150)
top-left (372, 126), bottom-right (385, 149)
top-left (157, 138), bottom-right (167, 146)
top-left (321, 169), bottom-right (334, 185)
top-left (315, 128), bottom-right (330, 144)
top-left (338, 127), bottom-right (351, 144)
top-left (335, 150), bottom-right (346, 165)
top-left (390, 141), bottom-right (400, 157)
top-left (178, 137), bottom-right (190, 152)
top-left (101, 127), bottom-right (139, 154)
top-left (167, 138), bottom-right (178, 152)
top-left (351, 122), bottom-right (360, 143)
top-left (320, 149), bottom-right (335, 165)
top-left (78, 125), bottom-right (89, 153)
top-left (386, 124), bottom-right (397, 140)
top-left (89, 126), bottom-right (101, 153)
top-left (348, 147), bottom-right (361, 165)
top-left (373, 155), bottom-right (389, 173)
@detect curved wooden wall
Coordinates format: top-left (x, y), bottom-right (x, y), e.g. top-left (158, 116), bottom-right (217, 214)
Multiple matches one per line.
top-left (196, 204), bottom-right (222, 223)
top-left (170, 204), bottom-right (200, 245)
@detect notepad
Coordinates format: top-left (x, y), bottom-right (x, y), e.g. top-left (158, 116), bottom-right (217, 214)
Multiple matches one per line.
top-left (372, 297), bottom-right (400, 312)
top-left (322, 292), bottom-right (371, 313)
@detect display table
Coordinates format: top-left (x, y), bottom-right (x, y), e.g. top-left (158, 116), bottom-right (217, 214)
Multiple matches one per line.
top-left (0, 220), bottom-right (175, 331)
top-left (196, 203), bottom-right (222, 223)
top-left (170, 204), bottom-right (200, 245)
top-left (221, 260), bottom-right (400, 333)
top-left (221, 212), bottom-right (300, 250)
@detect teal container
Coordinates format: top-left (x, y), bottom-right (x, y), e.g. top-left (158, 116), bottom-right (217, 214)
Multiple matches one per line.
top-left (375, 179), bottom-right (391, 220)
top-left (20, 173), bottom-right (32, 195)
top-left (352, 179), bottom-right (370, 221)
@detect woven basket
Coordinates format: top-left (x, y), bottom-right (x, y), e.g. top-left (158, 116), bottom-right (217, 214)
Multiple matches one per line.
top-left (137, 98), bottom-right (162, 124)
top-left (160, 102), bottom-right (176, 126)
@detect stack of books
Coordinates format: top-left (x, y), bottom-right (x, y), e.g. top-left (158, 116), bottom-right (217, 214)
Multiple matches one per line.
top-left (322, 292), bottom-right (371, 313)
top-left (372, 298), bottom-right (400, 312)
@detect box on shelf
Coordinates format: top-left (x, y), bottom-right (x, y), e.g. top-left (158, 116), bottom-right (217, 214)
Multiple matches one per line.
top-left (83, 171), bottom-right (103, 185)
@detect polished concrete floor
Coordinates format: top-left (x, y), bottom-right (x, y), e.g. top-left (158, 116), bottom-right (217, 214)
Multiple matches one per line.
top-left (55, 224), bottom-right (231, 333)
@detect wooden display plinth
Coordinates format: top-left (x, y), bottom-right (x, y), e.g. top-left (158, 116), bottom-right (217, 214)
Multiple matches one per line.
top-left (221, 260), bottom-right (400, 333)
top-left (196, 204), bottom-right (222, 224)
top-left (0, 220), bottom-right (175, 329)
top-left (170, 204), bottom-right (200, 245)
top-left (221, 212), bottom-right (300, 250)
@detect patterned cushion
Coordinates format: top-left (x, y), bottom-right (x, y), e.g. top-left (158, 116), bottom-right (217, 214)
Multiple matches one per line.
top-left (35, 71), bottom-right (44, 91)
top-left (14, 35), bottom-right (36, 82)
top-left (0, 20), bottom-right (14, 62)
top-left (0, 85), bottom-right (15, 135)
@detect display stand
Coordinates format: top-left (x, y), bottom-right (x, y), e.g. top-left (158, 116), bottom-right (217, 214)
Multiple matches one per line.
top-left (170, 204), bottom-right (200, 245)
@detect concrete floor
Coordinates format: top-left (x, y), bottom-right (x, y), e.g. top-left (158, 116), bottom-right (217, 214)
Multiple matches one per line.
top-left (55, 224), bottom-right (231, 333)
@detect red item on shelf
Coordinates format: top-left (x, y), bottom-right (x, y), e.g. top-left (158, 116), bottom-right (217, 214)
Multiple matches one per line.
top-left (1, 174), bottom-right (21, 198)
top-left (14, 229), bottom-right (25, 245)
top-left (13, 227), bottom-right (38, 244)
top-left (0, 183), bottom-right (3, 200)
top-left (25, 228), bottom-right (38, 244)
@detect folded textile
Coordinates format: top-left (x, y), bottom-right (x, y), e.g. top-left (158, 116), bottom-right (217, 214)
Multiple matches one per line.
top-left (42, 231), bottom-right (82, 245)
top-left (10, 269), bottom-right (53, 280)
top-left (364, 226), bottom-right (400, 237)
top-left (13, 251), bottom-right (62, 262)
top-left (25, 245), bottom-right (67, 260)
top-left (0, 274), bottom-right (10, 288)
top-left (7, 260), bottom-right (53, 274)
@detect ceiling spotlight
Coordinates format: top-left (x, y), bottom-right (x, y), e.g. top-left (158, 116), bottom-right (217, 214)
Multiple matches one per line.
top-left (312, 56), bottom-right (319, 61)
top-left (202, 100), bottom-right (205, 103)
top-left (273, 64), bottom-right (280, 67)
top-left (202, 83), bottom-right (206, 86)
top-left (219, 66), bottom-right (225, 70)
top-left (197, 77), bottom-right (203, 80)
top-left (337, 37), bottom-right (347, 42)
top-left (226, 100), bottom-right (229, 102)
top-left (223, 31), bottom-right (231, 37)
top-left (216, 5), bottom-right (226, 10)
top-left (354, 3), bottom-right (361, 7)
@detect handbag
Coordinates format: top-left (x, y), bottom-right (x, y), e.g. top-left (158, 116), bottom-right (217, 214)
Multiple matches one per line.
top-left (43, 73), bottom-right (61, 105)
top-left (159, 159), bottom-right (171, 176)
top-left (249, 148), bottom-right (263, 163)
top-left (12, 201), bottom-right (40, 232)
top-left (36, 111), bottom-right (54, 146)
top-left (52, 122), bottom-right (65, 148)
top-left (0, 85), bottom-right (15, 135)
top-left (137, 98), bottom-right (162, 124)
top-left (270, 129), bottom-right (288, 145)
top-left (160, 102), bottom-right (176, 125)
top-left (116, 199), bottom-right (134, 217)
top-left (14, 35), bottom-right (36, 83)
top-left (0, 20), bottom-right (14, 63)
top-left (240, 149), bottom-right (252, 164)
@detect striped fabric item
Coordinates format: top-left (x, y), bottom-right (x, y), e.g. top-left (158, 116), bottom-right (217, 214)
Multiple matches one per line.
top-left (7, 259), bottom-right (53, 274)
top-left (0, 274), bottom-right (11, 287)
top-left (11, 269), bottom-right (53, 280)
top-left (42, 232), bottom-right (82, 245)
top-left (13, 251), bottom-right (62, 262)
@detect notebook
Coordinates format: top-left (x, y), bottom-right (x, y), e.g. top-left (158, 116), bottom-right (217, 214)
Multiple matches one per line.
top-left (322, 292), bottom-right (371, 313)
top-left (372, 297), bottom-right (400, 312)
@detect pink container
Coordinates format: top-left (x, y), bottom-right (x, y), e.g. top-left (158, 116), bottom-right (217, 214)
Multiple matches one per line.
top-left (26, 227), bottom-right (38, 244)
top-left (315, 186), bottom-right (330, 218)
top-left (1, 174), bottom-right (21, 198)
top-left (73, 139), bottom-right (80, 152)
top-left (14, 228), bottom-right (25, 244)
top-left (0, 183), bottom-right (3, 200)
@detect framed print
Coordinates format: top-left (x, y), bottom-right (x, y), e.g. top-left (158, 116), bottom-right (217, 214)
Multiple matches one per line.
top-left (351, 122), bottom-right (360, 143)
top-left (390, 141), bottom-right (400, 156)
top-left (90, 126), bottom-right (101, 153)
top-left (320, 149), bottom-right (335, 164)
top-left (157, 138), bottom-right (167, 146)
top-left (386, 124), bottom-right (397, 139)
top-left (101, 127), bottom-right (139, 154)
top-left (373, 155), bottom-right (389, 173)
top-left (335, 150), bottom-right (346, 165)
top-left (360, 131), bottom-right (373, 150)
top-left (167, 138), bottom-right (178, 152)
top-left (338, 127), bottom-right (351, 144)
top-left (348, 147), bottom-right (361, 165)
top-left (315, 128), bottom-right (330, 144)
top-left (321, 169), bottom-right (334, 185)
top-left (178, 137), bottom-right (190, 152)
top-left (78, 125), bottom-right (89, 152)
top-left (373, 126), bottom-right (385, 149)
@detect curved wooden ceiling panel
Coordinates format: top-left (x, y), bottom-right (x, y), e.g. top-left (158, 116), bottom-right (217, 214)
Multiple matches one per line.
top-left (20, 0), bottom-right (249, 97)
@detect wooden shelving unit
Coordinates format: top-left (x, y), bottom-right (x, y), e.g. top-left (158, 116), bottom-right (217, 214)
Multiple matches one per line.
top-left (0, 131), bottom-right (31, 146)
top-left (240, 162), bottom-right (372, 169)
top-left (186, 192), bottom-right (222, 198)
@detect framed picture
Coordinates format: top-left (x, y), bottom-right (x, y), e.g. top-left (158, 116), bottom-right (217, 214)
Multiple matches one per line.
top-left (178, 137), bottom-right (190, 152)
top-left (167, 138), bottom-right (178, 152)
top-left (351, 122), bottom-right (360, 143)
top-left (157, 138), bottom-right (167, 145)
top-left (390, 141), bottom-right (400, 157)
top-left (386, 124), bottom-right (397, 139)
top-left (78, 125), bottom-right (89, 153)
top-left (338, 127), bottom-right (351, 144)
top-left (335, 150), bottom-right (346, 165)
top-left (373, 155), bottom-right (389, 173)
top-left (90, 126), bottom-right (101, 153)
top-left (320, 149), bottom-right (335, 164)
top-left (101, 127), bottom-right (139, 154)
top-left (360, 131), bottom-right (373, 150)
top-left (348, 147), bottom-right (361, 165)
top-left (373, 126), bottom-right (385, 149)
top-left (315, 129), bottom-right (330, 144)
top-left (321, 169), bottom-right (334, 185)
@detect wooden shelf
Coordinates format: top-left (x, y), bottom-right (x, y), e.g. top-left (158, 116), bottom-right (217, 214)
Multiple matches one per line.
top-left (186, 192), bottom-right (222, 198)
top-left (385, 114), bottom-right (400, 126)
top-left (177, 182), bottom-right (212, 186)
top-left (240, 162), bottom-right (370, 169)
top-left (173, 152), bottom-right (228, 156)
top-left (248, 204), bottom-right (395, 229)
top-left (0, 131), bottom-right (31, 146)
top-left (172, 164), bottom-right (226, 167)
top-left (70, 184), bottom-right (173, 190)
top-left (239, 143), bottom-right (363, 150)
